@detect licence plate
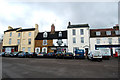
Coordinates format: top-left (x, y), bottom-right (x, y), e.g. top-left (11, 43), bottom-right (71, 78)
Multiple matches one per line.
top-left (67, 55), bottom-right (69, 56)
top-left (58, 54), bottom-right (60, 56)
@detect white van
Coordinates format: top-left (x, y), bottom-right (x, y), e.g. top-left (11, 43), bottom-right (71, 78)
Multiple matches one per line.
top-left (87, 50), bottom-right (102, 61)
top-left (99, 48), bottom-right (111, 59)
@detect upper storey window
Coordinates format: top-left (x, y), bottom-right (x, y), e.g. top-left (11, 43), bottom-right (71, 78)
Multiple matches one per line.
top-left (10, 32), bottom-right (12, 37)
top-left (96, 31), bottom-right (101, 36)
top-left (106, 31), bottom-right (111, 35)
top-left (59, 31), bottom-right (62, 37)
top-left (43, 32), bottom-right (47, 38)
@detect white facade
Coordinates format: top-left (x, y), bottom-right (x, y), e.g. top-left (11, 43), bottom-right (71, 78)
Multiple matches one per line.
top-left (67, 27), bottom-right (90, 55)
top-left (90, 37), bottom-right (120, 54)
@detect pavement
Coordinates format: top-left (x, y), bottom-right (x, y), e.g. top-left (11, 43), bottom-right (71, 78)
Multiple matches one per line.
top-left (1, 57), bottom-right (119, 79)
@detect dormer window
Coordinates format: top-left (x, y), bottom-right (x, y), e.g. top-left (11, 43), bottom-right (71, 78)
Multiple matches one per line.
top-left (59, 31), bottom-right (62, 37)
top-left (96, 31), bottom-right (101, 36)
top-left (43, 32), bottom-right (47, 38)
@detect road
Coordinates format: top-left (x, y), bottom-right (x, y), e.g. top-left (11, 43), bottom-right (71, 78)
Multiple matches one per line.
top-left (1, 57), bottom-right (119, 79)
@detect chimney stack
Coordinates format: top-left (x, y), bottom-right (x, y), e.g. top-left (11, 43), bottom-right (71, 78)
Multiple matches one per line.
top-left (8, 26), bottom-right (13, 30)
top-left (35, 24), bottom-right (39, 30)
top-left (68, 22), bottom-right (71, 26)
top-left (51, 24), bottom-right (55, 34)
top-left (113, 24), bottom-right (119, 30)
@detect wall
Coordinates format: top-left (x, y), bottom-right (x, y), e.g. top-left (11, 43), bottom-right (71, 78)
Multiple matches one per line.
top-left (67, 27), bottom-right (90, 54)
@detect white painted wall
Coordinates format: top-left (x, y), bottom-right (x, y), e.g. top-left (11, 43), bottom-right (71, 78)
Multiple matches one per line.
top-left (67, 27), bottom-right (90, 54)
top-left (90, 37), bottom-right (120, 54)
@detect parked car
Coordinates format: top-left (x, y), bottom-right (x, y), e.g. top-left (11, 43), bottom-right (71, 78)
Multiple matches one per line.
top-left (12, 52), bottom-right (19, 57)
top-left (18, 52), bottom-right (29, 58)
top-left (36, 52), bottom-right (46, 57)
top-left (27, 52), bottom-right (37, 58)
top-left (9, 52), bottom-right (14, 57)
top-left (56, 52), bottom-right (64, 58)
top-left (5, 52), bottom-right (11, 57)
top-left (99, 48), bottom-right (111, 60)
top-left (47, 52), bottom-right (56, 58)
top-left (64, 52), bottom-right (74, 59)
top-left (87, 50), bottom-right (102, 62)
top-left (0, 52), bottom-right (2, 57)
top-left (75, 49), bottom-right (85, 59)
top-left (1, 52), bottom-right (5, 57)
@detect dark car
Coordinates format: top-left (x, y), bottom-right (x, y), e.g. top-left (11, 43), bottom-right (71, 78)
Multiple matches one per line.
top-left (56, 52), bottom-right (64, 59)
top-left (64, 52), bottom-right (74, 59)
top-left (9, 52), bottom-right (14, 57)
top-left (5, 52), bottom-right (11, 57)
top-left (47, 52), bottom-right (56, 58)
top-left (13, 52), bottom-right (19, 57)
top-left (27, 52), bottom-right (37, 58)
top-left (18, 52), bottom-right (29, 58)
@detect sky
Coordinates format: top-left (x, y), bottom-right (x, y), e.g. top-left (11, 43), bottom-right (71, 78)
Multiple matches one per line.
top-left (0, 0), bottom-right (118, 38)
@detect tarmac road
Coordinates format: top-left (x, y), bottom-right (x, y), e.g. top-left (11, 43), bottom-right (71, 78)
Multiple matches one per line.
top-left (1, 57), bottom-right (119, 79)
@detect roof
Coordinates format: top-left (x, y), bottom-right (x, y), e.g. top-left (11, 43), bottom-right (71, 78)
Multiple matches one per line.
top-left (16, 28), bottom-right (35, 32)
top-left (67, 24), bottom-right (89, 28)
top-left (90, 28), bottom-right (117, 31)
top-left (35, 30), bottom-right (67, 40)
top-left (4, 28), bottom-right (20, 32)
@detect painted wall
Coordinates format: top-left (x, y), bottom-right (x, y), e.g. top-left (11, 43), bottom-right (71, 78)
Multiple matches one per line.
top-left (67, 27), bottom-right (90, 55)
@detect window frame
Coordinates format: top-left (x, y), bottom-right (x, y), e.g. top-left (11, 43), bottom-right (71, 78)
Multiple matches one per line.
top-left (73, 37), bottom-right (76, 43)
top-left (10, 32), bottom-right (12, 37)
top-left (96, 31), bottom-right (101, 36)
top-left (43, 40), bottom-right (47, 45)
top-left (106, 31), bottom-right (111, 35)
top-left (9, 38), bottom-right (11, 44)
top-left (28, 38), bottom-right (31, 45)
top-left (81, 37), bottom-right (84, 43)
top-left (18, 33), bottom-right (20, 37)
top-left (72, 29), bottom-right (76, 35)
top-left (17, 39), bottom-right (20, 45)
top-left (108, 38), bottom-right (112, 44)
top-left (96, 39), bottom-right (100, 44)
top-left (29, 32), bottom-right (31, 37)
top-left (80, 29), bottom-right (84, 35)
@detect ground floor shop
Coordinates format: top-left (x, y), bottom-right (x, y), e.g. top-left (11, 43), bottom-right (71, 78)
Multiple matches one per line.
top-left (35, 46), bottom-right (68, 53)
top-left (95, 45), bottom-right (120, 56)
top-left (2, 45), bottom-right (18, 53)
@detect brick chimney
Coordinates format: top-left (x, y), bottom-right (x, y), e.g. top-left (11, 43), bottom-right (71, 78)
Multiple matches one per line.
top-left (113, 24), bottom-right (119, 30)
top-left (51, 24), bottom-right (55, 34)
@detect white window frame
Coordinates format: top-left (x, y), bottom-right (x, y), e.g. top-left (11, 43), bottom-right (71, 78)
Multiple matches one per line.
top-left (43, 40), bottom-right (47, 45)
top-left (108, 38), bottom-right (112, 44)
top-left (42, 47), bottom-right (47, 53)
top-left (73, 37), bottom-right (76, 43)
top-left (72, 29), bottom-right (76, 35)
top-left (28, 39), bottom-right (31, 45)
top-left (9, 38), bottom-right (11, 44)
top-left (96, 39), bottom-right (100, 44)
top-left (81, 37), bottom-right (84, 43)
top-left (118, 38), bottom-right (120, 43)
top-left (29, 32), bottom-right (31, 37)
top-left (80, 29), bottom-right (84, 35)
top-left (96, 31), bottom-right (101, 36)
top-left (115, 30), bottom-right (120, 35)
top-left (17, 39), bottom-right (20, 45)
top-left (18, 33), bottom-right (20, 37)
top-left (10, 32), bottom-right (12, 37)
top-left (59, 31), bottom-right (62, 37)
top-left (106, 31), bottom-right (111, 35)
top-left (43, 32), bottom-right (47, 38)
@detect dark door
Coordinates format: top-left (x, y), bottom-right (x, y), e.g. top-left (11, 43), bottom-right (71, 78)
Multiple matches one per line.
top-left (85, 48), bottom-right (88, 55)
